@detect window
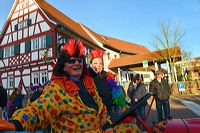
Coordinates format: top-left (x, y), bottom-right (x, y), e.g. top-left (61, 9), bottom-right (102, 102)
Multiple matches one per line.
top-left (18, 22), bottom-right (23, 29)
top-left (24, 0), bottom-right (29, 7)
top-left (32, 72), bottom-right (39, 85)
top-left (41, 71), bottom-right (48, 84)
top-left (19, 3), bottom-right (23, 9)
top-left (10, 45), bottom-right (15, 56)
top-left (4, 47), bottom-right (9, 58)
top-left (40, 36), bottom-right (46, 49)
top-left (8, 76), bottom-right (14, 88)
top-left (24, 20), bottom-right (28, 27)
top-left (31, 38), bottom-right (38, 50)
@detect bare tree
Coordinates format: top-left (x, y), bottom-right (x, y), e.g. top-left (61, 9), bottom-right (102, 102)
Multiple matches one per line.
top-left (152, 20), bottom-right (189, 83)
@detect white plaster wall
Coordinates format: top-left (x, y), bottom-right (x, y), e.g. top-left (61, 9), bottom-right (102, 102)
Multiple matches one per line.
top-left (1, 35), bottom-right (8, 45)
top-left (0, 61), bottom-right (4, 68)
top-left (2, 79), bottom-right (7, 88)
top-left (19, 10), bottom-right (23, 16)
top-left (40, 22), bottom-right (50, 32)
top-left (13, 32), bottom-right (17, 41)
top-left (23, 69), bottom-right (30, 75)
top-left (32, 67), bottom-right (39, 71)
top-left (23, 28), bottom-right (28, 38)
top-left (23, 75), bottom-right (30, 87)
top-left (2, 73), bottom-right (7, 78)
top-left (29, 26), bottom-right (34, 36)
top-left (29, 4), bottom-right (38, 12)
top-left (15, 70), bottom-right (20, 76)
top-left (8, 34), bottom-right (12, 43)
top-left (11, 12), bottom-right (18, 20)
top-left (34, 24), bottom-right (40, 35)
top-left (6, 25), bottom-right (11, 34)
top-left (37, 13), bottom-right (43, 22)
top-left (24, 8), bottom-right (28, 14)
top-left (3, 59), bottom-right (8, 67)
top-left (24, 14), bottom-right (28, 20)
top-left (18, 30), bottom-right (22, 40)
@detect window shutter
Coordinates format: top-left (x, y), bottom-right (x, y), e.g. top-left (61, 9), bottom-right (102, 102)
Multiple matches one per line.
top-left (14, 44), bottom-right (20, 55)
top-left (0, 49), bottom-right (3, 59)
top-left (25, 41), bottom-right (31, 52)
top-left (46, 34), bottom-right (53, 47)
top-left (27, 19), bottom-right (32, 26)
top-left (14, 24), bottom-right (18, 31)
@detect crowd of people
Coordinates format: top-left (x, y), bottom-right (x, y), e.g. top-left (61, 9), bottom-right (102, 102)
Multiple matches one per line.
top-left (0, 38), bottom-right (171, 132)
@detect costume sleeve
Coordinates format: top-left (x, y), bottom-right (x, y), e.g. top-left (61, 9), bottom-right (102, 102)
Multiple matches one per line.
top-left (10, 82), bottom-right (63, 131)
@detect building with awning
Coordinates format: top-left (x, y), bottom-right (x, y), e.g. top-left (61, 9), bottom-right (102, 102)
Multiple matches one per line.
top-left (108, 47), bottom-right (181, 83)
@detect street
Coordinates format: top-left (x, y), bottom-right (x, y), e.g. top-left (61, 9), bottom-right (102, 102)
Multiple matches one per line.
top-left (146, 95), bottom-right (200, 127)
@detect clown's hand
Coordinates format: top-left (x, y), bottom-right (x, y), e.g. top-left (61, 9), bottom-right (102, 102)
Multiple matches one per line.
top-left (0, 119), bottom-right (15, 131)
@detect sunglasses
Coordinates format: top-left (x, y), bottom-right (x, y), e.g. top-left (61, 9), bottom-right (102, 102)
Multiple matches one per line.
top-left (67, 58), bottom-right (83, 64)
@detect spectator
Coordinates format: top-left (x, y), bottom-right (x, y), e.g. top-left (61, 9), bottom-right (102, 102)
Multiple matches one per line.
top-left (0, 85), bottom-right (8, 120)
top-left (149, 69), bottom-right (171, 121)
top-left (30, 83), bottom-right (43, 102)
top-left (127, 74), bottom-right (147, 129)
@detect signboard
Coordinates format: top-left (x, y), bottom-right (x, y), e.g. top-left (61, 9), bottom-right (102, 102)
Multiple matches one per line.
top-left (143, 60), bottom-right (148, 68)
top-left (178, 82), bottom-right (185, 91)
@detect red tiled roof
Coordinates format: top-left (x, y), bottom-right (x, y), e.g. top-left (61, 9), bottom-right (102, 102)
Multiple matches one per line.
top-left (104, 36), bottom-right (150, 54)
top-left (35, 0), bottom-right (97, 46)
top-left (108, 47), bottom-right (181, 69)
top-left (80, 24), bottom-right (150, 54)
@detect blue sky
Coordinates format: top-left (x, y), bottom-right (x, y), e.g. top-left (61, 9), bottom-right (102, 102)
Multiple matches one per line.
top-left (0, 0), bottom-right (200, 58)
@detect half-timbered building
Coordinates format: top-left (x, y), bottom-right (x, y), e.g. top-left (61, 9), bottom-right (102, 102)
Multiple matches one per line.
top-left (0, 0), bottom-right (150, 94)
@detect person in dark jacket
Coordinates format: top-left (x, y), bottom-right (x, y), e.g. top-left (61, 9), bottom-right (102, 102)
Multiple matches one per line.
top-left (127, 74), bottom-right (147, 129)
top-left (0, 85), bottom-right (8, 120)
top-left (149, 69), bottom-right (171, 121)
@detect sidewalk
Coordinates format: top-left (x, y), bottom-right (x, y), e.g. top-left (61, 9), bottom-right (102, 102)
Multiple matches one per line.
top-left (146, 95), bottom-right (200, 127)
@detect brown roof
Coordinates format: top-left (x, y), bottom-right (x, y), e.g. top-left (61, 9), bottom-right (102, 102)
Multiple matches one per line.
top-left (108, 47), bottom-right (181, 69)
top-left (35, 0), bottom-right (97, 46)
top-left (80, 24), bottom-right (150, 54)
top-left (104, 37), bottom-right (150, 54)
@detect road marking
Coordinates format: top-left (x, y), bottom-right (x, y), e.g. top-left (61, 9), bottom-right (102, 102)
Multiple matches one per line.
top-left (182, 100), bottom-right (200, 116)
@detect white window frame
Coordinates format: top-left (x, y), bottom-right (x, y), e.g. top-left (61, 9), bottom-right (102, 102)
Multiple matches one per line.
top-left (32, 72), bottom-right (39, 85)
top-left (23, 20), bottom-right (28, 27)
top-left (40, 36), bottom-right (46, 49)
top-left (24, 0), bottom-right (29, 7)
top-left (10, 45), bottom-right (15, 56)
top-left (18, 22), bottom-right (23, 29)
top-left (31, 38), bottom-right (38, 50)
top-left (4, 47), bottom-right (9, 58)
top-left (8, 76), bottom-right (14, 88)
top-left (41, 71), bottom-right (48, 84)
top-left (19, 3), bottom-right (23, 10)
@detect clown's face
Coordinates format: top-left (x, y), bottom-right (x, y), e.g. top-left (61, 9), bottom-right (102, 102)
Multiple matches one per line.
top-left (63, 57), bottom-right (83, 79)
top-left (91, 58), bottom-right (103, 73)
